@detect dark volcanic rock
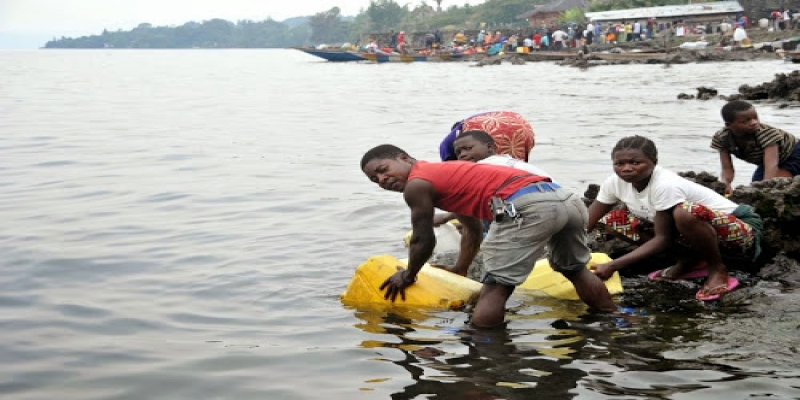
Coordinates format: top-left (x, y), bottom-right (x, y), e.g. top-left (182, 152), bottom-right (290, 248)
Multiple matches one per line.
top-left (473, 57), bottom-right (502, 67)
top-left (729, 70), bottom-right (800, 102)
top-left (696, 86), bottom-right (718, 100)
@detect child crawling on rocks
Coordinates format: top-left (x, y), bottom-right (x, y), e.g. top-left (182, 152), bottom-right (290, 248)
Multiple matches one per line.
top-left (712, 100), bottom-right (800, 195)
top-left (586, 135), bottom-right (763, 301)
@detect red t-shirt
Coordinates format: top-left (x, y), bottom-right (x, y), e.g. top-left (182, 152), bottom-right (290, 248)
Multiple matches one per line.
top-left (408, 161), bottom-right (549, 220)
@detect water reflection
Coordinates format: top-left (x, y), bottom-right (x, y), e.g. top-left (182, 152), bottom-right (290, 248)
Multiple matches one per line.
top-left (349, 291), bottom-right (798, 399)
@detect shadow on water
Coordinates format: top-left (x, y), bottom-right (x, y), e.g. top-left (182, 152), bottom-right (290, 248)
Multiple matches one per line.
top-left (349, 288), bottom-right (800, 399)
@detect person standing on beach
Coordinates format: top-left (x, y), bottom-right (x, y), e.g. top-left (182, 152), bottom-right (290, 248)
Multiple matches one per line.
top-left (712, 100), bottom-right (800, 194)
top-left (633, 21), bottom-right (642, 41)
top-left (552, 29), bottom-right (567, 50)
top-left (586, 136), bottom-right (762, 301)
top-left (361, 145), bottom-right (617, 327)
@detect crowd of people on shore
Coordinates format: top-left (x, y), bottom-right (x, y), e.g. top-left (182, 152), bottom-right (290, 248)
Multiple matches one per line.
top-left (360, 101), bottom-right (799, 327)
top-left (355, 9), bottom-right (799, 57)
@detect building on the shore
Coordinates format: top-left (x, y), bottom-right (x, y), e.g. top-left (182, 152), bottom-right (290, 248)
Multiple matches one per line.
top-left (517, 0), bottom-right (590, 28)
top-left (738, 0), bottom-right (800, 20)
top-left (584, 1), bottom-right (744, 27)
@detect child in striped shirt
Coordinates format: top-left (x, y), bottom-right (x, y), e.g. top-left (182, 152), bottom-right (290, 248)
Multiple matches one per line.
top-left (711, 100), bottom-right (800, 195)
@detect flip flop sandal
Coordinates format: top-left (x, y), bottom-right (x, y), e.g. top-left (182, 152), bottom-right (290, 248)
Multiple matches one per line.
top-left (696, 277), bottom-right (740, 301)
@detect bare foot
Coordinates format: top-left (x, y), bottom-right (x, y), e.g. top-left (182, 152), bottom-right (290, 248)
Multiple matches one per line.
top-left (650, 260), bottom-right (707, 281)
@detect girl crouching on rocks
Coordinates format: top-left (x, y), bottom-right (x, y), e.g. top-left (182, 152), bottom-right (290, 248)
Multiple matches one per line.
top-left (586, 135), bottom-right (762, 301)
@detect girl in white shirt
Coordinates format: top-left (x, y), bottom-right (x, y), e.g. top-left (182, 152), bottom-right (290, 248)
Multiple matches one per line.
top-left (586, 136), bottom-right (758, 301)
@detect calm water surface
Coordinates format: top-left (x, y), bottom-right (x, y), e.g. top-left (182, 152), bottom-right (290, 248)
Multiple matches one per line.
top-left (2, 49), bottom-right (799, 399)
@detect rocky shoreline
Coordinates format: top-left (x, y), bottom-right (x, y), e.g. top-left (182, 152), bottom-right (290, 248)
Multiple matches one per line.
top-left (679, 70), bottom-right (800, 104)
top-left (474, 30), bottom-right (800, 68)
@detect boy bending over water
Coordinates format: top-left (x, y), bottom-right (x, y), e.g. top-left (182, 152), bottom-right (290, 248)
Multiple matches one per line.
top-left (713, 100), bottom-right (800, 195)
top-left (587, 136), bottom-right (762, 301)
top-left (361, 144), bottom-right (616, 327)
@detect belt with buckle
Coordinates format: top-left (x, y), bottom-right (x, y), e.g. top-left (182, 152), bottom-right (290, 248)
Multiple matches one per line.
top-left (505, 182), bottom-right (561, 202)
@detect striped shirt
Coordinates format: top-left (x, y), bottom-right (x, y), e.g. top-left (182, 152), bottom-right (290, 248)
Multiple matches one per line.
top-left (710, 123), bottom-right (797, 165)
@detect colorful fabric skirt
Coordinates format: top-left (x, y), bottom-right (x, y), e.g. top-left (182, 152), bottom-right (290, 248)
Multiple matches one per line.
top-left (599, 202), bottom-right (755, 256)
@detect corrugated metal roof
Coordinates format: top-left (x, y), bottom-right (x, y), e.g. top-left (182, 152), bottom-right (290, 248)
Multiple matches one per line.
top-left (585, 1), bottom-right (743, 21)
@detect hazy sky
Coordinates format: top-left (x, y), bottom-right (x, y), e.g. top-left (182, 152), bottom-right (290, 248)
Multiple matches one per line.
top-left (0, 0), bottom-right (486, 48)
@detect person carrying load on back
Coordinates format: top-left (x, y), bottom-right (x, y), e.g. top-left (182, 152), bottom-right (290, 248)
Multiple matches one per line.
top-left (439, 111), bottom-right (535, 163)
top-left (361, 145), bottom-right (617, 328)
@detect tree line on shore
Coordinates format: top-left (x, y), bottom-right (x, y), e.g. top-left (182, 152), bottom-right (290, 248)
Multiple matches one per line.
top-left (43, 0), bottom-right (699, 49)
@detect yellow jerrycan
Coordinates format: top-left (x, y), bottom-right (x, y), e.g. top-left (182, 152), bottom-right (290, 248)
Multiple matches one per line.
top-left (341, 253), bottom-right (624, 309)
top-left (340, 255), bottom-right (481, 310)
top-left (518, 252), bottom-right (623, 300)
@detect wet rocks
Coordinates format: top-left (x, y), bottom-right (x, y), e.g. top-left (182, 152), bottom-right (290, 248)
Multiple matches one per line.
top-left (677, 87), bottom-right (720, 100)
top-left (472, 54), bottom-right (527, 67)
top-left (726, 70), bottom-right (800, 102)
top-left (473, 57), bottom-right (503, 67)
top-left (758, 253), bottom-right (800, 288)
top-left (680, 71), bottom-right (800, 103)
top-left (730, 176), bottom-right (800, 258)
top-left (509, 55), bottom-right (526, 65)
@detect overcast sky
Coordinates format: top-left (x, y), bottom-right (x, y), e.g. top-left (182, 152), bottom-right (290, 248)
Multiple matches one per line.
top-left (0, 0), bottom-right (486, 48)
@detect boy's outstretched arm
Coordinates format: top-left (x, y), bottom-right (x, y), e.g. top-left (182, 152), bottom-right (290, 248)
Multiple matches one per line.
top-left (403, 180), bottom-right (437, 279)
top-left (444, 215), bottom-right (483, 276)
top-left (379, 180), bottom-right (436, 302)
top-left (719, 150), bottom-right (735, 195)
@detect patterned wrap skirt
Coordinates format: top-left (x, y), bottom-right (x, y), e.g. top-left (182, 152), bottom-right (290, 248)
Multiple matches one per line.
top-left (598, 201), bottom-right (755, 256)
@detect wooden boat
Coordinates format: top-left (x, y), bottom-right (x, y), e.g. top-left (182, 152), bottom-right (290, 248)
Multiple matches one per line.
top-left (294, 47), bottom-right (475, 63)
top-left (777, 49), bottom-right (800, 63)
top-left (293, 47), bottom-right (367, 62)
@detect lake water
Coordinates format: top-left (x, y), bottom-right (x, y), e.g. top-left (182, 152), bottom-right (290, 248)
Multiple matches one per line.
top-left (2, 49), bottom-right (799, 399)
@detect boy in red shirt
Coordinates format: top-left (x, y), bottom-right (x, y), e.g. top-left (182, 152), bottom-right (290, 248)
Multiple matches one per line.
top-left (361, 144), bottom-right (616, 328)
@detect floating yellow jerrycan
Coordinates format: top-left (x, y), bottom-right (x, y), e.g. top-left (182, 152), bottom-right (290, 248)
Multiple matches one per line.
top-left (340, 255), bottom-right (481, 310)
top-left (341, 253), bottom-right (624, 309)
top-left (518, 252), bottom-right (623, 300)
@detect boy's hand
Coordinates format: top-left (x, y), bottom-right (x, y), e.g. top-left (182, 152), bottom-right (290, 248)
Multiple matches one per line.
top-left (380, 269), bottom-right (417, 302)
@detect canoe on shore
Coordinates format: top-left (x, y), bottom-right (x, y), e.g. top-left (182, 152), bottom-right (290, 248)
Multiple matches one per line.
top-left (293, 47), bottom-right (478, 63)
top-left (293, 47), bottom-right (368, 62)
top-left (776, 49), bottom-right (800, 63)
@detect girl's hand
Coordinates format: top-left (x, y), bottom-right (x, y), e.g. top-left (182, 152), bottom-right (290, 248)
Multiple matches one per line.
top-left (591, 262), bottom-right (618, 280)
top-left (724, 184), bottom-right (733, 196)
